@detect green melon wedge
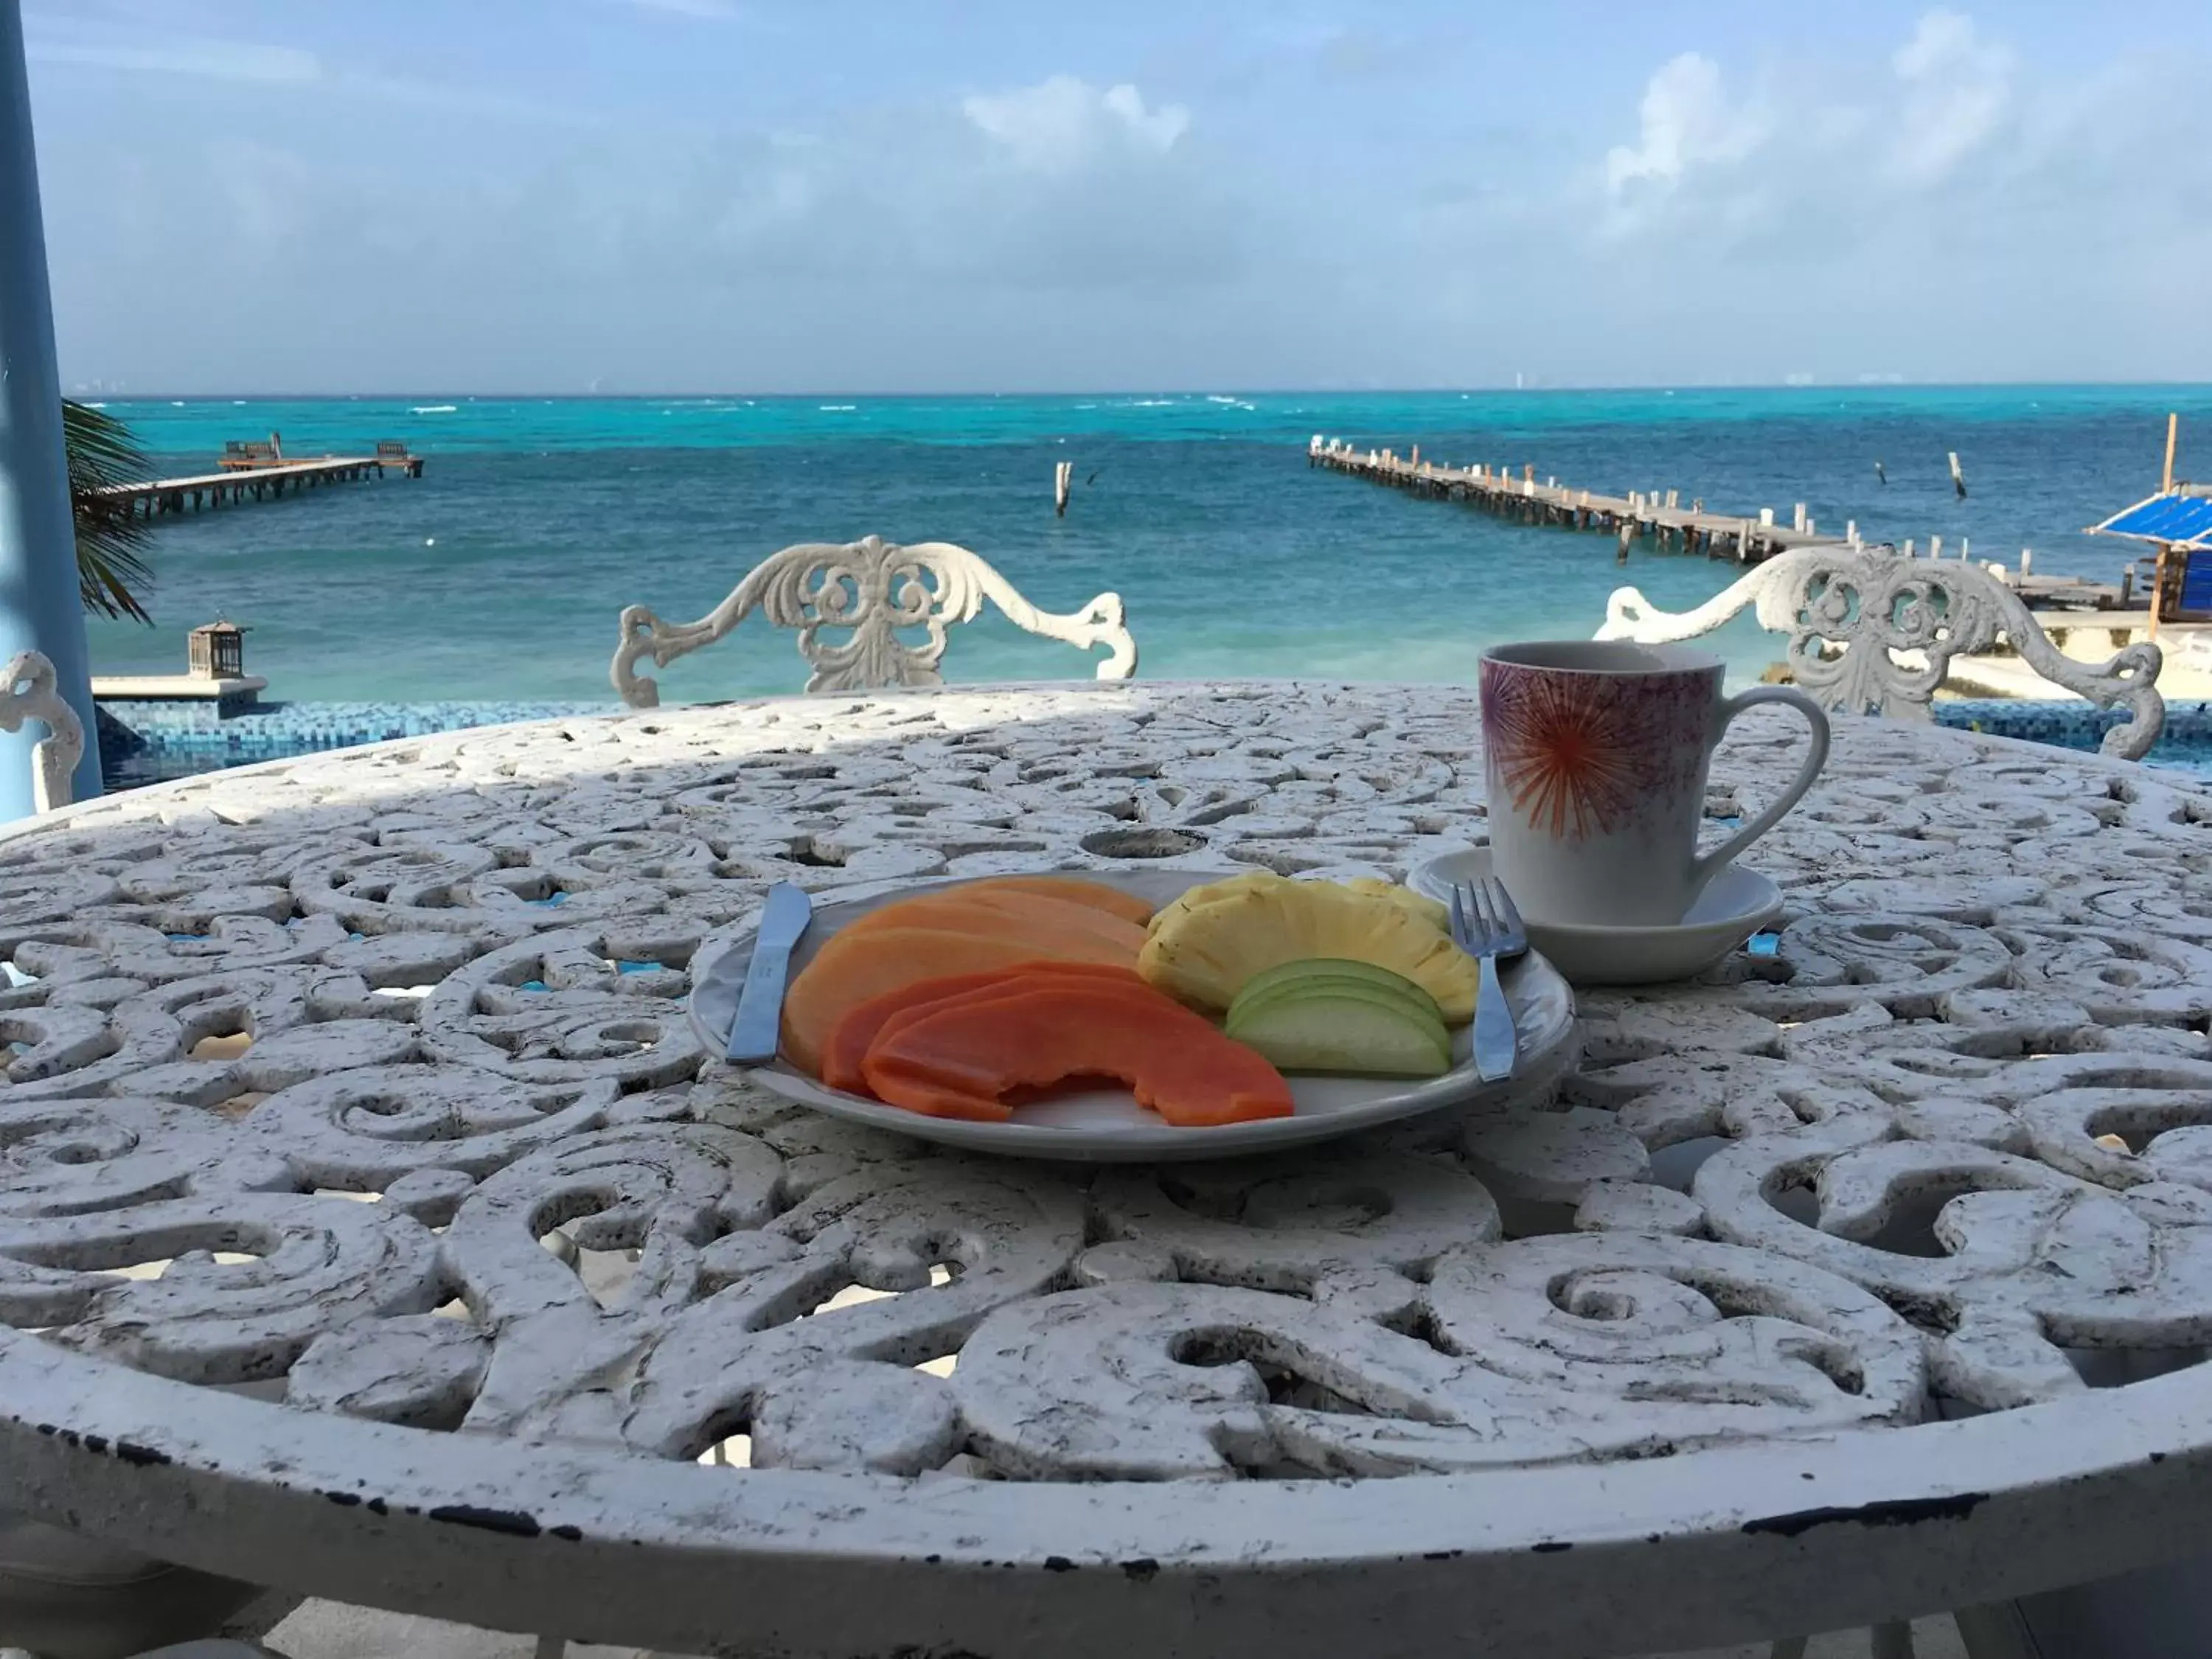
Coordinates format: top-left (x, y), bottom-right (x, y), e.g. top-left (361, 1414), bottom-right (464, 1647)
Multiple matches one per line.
top-left (1225, 984), bottom-right (1453, 1077)
top-left (1228, 958), bottom-right (1445, 1031)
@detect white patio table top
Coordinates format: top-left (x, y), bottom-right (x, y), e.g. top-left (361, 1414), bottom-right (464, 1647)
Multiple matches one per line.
top-left (1, 681), bottom-right (2210, 1659)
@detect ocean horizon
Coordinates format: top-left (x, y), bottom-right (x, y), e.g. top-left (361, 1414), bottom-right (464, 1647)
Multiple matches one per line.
top-left (83, 385), bottom-right (2212, 708)
top-left (79, 379), bottom-right (2212, 399)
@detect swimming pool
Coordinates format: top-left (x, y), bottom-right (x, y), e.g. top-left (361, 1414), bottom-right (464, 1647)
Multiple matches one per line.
top-left (1935, 698), bottom-right (2212, 782)
top-left (92, 695), bottom-right (2212, 794)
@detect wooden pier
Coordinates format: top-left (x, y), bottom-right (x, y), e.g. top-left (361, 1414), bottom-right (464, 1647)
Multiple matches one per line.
top-left (1307, 435), bottom-right (1854, 565)
top-left (103, 448), bottom-right (424, 521)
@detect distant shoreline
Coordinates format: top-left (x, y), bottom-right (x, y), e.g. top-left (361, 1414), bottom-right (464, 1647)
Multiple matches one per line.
top-left (69, 381), bottom-right (2212, 406)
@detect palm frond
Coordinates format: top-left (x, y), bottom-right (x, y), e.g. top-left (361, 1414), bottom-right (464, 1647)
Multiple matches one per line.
top-left (63, 399), bottom-right (155, 625)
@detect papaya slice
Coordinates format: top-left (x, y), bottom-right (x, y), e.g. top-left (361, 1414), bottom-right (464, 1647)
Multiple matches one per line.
top-left (821, 962), bottom-right (1144, 1092)
top-left (863, 978), bottom-right (1295, 1127)
top-left (953, 877), bottom-right (1155, 928)
top-left (834, 889), bottom-right (1147, 956)
top-left (847, 1072), bottom-right (1012, 1122)
top-left (780, 925), bottom-right (1138, 1077)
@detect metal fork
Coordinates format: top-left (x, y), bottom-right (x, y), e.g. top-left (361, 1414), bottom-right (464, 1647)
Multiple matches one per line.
top-left (1449, 876), bottom-right (1528, 1082)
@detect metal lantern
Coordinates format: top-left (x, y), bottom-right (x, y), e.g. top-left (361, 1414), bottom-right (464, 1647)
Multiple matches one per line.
top-left (187, 619), bottom-right (248, 680)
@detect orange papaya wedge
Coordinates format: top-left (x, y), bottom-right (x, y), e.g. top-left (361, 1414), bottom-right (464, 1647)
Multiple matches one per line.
top-left (780, 925), bottom-right (1138, 1077)
top-left (862, 978), bottom-right (1295, 1128)
top-left (821, 962), bottom-right (1144, 1093)
top-left (951, 877), bottom-right (1155, 928)
top-left (832, 888), bottom-right (1147, 956)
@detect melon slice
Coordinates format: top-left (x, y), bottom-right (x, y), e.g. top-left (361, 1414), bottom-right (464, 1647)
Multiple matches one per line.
top-left (1139, 872), bottom-right (1478, 1019)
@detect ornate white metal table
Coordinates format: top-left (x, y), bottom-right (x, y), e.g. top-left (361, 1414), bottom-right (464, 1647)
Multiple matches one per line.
top-left (2, 682), bottom-right (2210, 1659)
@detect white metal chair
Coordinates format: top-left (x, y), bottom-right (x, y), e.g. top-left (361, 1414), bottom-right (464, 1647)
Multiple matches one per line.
top-left (1596, 546), bottom-right (2166, 759)
top-left (0, 652), bottom-right (84, 812)
top-left (611, 535), bottom-right (1137, 708)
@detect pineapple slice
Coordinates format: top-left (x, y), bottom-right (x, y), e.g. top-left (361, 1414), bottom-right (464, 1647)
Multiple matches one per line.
top-left (1142, 870), bottom-right (1278, 939)
top-left (1344, 876), bottom-right (1451, 933)
top-left (1139, 872), bottom-right (1479, 1020)
top-left (1148, 872), bottom-right (1448, 938)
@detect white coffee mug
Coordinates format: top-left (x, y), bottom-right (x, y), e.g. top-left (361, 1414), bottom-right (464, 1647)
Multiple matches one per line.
top-left (1478, 641), bottom-right (1829, 927)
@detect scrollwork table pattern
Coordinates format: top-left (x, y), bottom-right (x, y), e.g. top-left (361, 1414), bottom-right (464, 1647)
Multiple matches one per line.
top-left (0, 681), bottom-right (2208, 1659)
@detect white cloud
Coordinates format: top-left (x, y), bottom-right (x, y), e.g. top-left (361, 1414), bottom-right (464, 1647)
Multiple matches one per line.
top-left (212, 142), bottom-right (318, 253)
top-left (1600, 10), bottom-right (2018, 223)
top-left (1604, 52), bottom-right (1766, 193)
top-left (962, 76), bottom-right (1190, 174)
top-left (26, 17), bottom-right (585, 125)
top-left (1888, 10), bottom-right (2011, 185)
top-left (27, 33), bottom-right (321, 85)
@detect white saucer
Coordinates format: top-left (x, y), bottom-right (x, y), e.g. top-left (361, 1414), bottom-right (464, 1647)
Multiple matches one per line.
top-left (1408, 848), bottom-right (1784, 987)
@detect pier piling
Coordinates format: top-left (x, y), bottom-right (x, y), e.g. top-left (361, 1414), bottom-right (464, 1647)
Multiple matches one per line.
top-left (103, 451), bottom-right (424, 521)
top-left (1305, 436), bottom-right (1852, 566)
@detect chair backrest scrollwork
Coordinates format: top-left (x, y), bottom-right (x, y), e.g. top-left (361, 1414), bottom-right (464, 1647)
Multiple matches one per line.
top-left (1597, 548), bottom-right (2165, 760)
top-left (0, 652), bottom-right (86, 813)
top-left (612, 536), bottom-right (1138, 708)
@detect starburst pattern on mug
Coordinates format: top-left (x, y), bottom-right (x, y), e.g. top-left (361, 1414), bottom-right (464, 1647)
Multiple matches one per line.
top-left (1481, 669), bottom-right (1666, 840)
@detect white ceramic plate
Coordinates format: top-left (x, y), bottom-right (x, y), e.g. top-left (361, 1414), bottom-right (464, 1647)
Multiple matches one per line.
top-left (1408, 847), bottom-right (1784, 987)
top-left (687, 869), bottom-right (1576, 1162)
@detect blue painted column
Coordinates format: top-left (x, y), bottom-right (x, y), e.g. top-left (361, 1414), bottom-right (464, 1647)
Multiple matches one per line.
top-left (0, 0), bottom-right (99, 817)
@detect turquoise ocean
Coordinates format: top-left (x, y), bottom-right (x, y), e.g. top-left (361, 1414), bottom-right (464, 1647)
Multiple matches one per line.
top-left (83, 386), bottom-right (2212, 704)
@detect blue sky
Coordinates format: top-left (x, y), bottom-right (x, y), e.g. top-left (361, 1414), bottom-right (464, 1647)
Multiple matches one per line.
top-left (23, 1), bottom-right (2212, 394)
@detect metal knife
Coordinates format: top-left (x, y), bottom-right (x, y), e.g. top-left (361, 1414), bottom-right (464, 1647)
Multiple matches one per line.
top-left (726, 883), bottom-right (813, 1063)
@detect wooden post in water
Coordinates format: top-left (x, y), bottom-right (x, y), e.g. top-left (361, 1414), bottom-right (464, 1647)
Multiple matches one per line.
top-left (1930, 535), bottom-right (1943, 560)
top-left (2164, 413), bottom-right (2180, 493)
top-left (1054, 461), bottom-right (1073, 517)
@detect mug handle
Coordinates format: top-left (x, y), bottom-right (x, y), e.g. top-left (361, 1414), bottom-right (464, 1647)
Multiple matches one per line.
top-left (1688, 686), bottom-right (1831, 898)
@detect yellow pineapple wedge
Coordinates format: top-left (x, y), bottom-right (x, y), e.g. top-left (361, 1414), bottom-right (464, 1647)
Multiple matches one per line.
top-left (1344, 876), bottom-right (1451, 933)
top-left (1139, 872), bottom-right (1479, 1020)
